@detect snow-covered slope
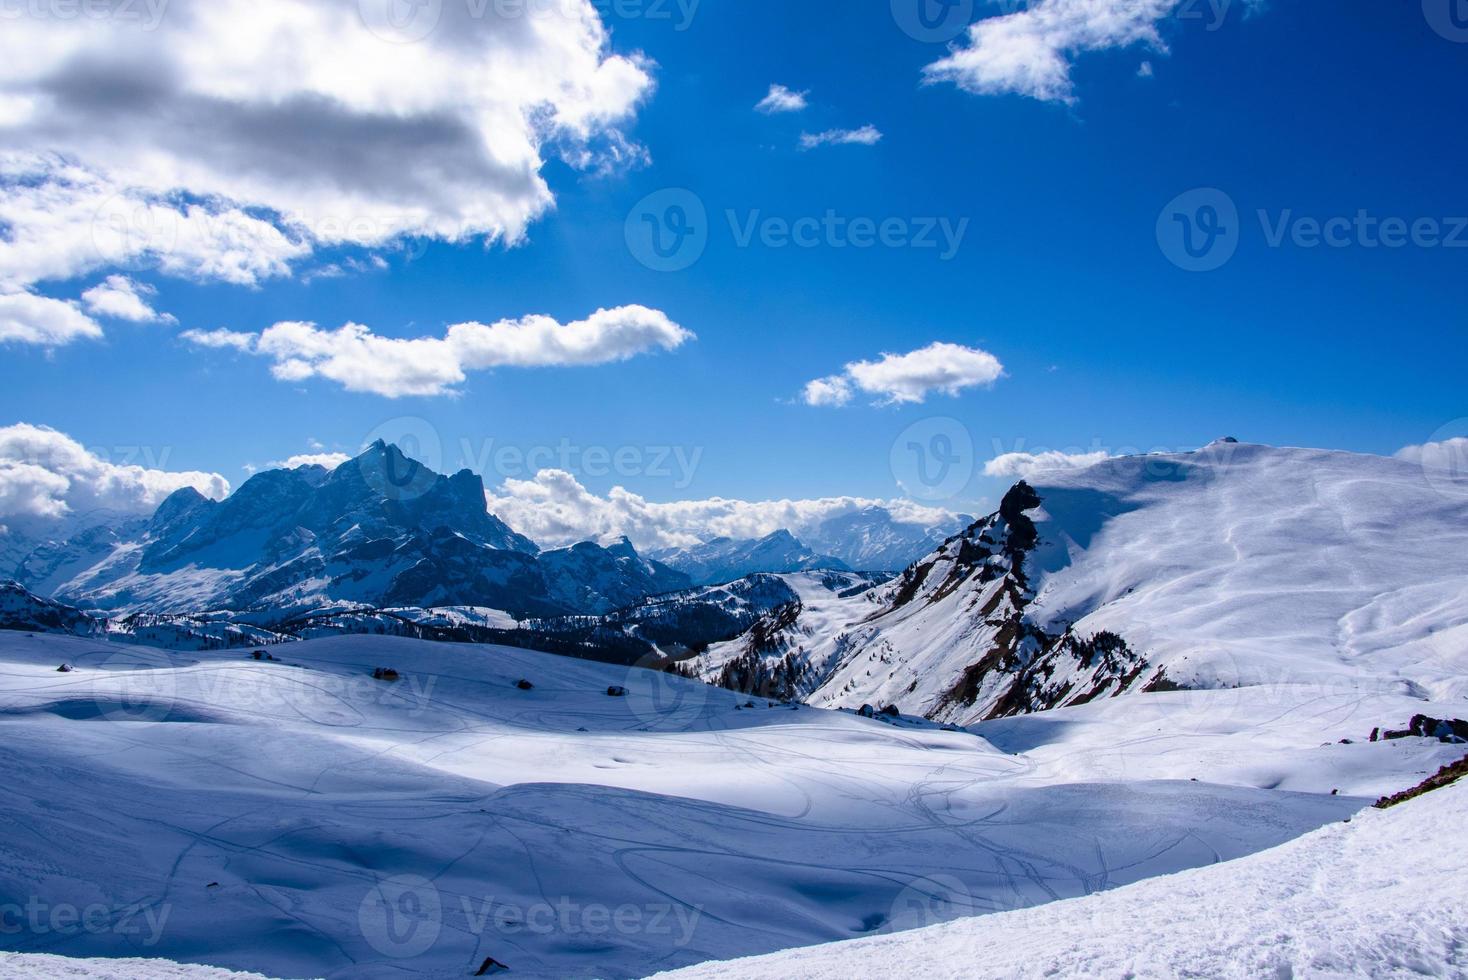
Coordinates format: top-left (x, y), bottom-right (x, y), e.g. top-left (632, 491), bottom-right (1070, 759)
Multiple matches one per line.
top-left (0, 579), bottom-right (106, 636)
top-left (650, 778), bottom-right (1468, 980)
top-left (696, 442), bottom-right (1468, 725)
top-left (1, 626), bottom-right (1426, 980)
top-left (652, 531), bottom-right (849, 586)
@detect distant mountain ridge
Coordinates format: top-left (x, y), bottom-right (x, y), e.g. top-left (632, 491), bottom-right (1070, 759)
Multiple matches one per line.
top-left (3, 444), bottom-right (971, 621)
top-left (652, 531), bottom-right (849, 585)
top-left (11, 443), bottom-right (691, 618)
top-left (650, 509), bottom-right (974, 585)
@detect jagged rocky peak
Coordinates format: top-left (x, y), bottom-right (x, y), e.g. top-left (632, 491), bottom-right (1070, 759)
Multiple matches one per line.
top-left (149, 485), bottom-right (216, 535)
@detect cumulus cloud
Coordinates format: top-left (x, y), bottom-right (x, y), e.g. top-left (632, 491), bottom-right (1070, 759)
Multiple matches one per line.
top-left (0, 423), bottom-right (230, 524)
top-left (922, 0), bottom-right (1178, 103)
top-left (756, 84), bottom-right (809, 113)
top-left (185, 305), bottom-right (693, 398)
top-left (801, 375), bottom-right (854, 408)
top-left (803, 342), bottom-right (1004, 407)
top-left (799, 125), bottom-right (883, 150)
top-left (81, 275), bottom-right (176, 324)
top-left (984, 449), bottom-right (1113, 479)
top-left (270, 452), bottom-right (351, 471)
top-left (1396, 438), bottom-right (1468, 476)
top-left (0, 0), bottom-right (654, 295)
top-left (485, 468), bottom-right (961, 551)
top-left (0, 291), bottom-right (103, 347)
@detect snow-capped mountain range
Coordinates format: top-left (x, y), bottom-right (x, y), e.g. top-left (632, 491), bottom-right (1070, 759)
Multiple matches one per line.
top-left (5, 442), bottom-right (691, 617)
top-left (692, 440), bottom-right (1468, 724)
top-left (651, 531), bottom-right (850, 585)
top-left (1, 443), bottom-right (960, 618)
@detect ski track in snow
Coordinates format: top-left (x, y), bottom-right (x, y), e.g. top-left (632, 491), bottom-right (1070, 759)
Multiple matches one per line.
top-left (0, 627), bottom-right (1459, 979)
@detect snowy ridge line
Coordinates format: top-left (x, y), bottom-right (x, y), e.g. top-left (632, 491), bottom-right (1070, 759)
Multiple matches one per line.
top-left (692, 441), bottom-right (1468, 727)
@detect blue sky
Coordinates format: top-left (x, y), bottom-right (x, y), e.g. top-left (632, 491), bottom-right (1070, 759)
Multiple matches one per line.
top-left (2, 0), bottom-right (1465, 535)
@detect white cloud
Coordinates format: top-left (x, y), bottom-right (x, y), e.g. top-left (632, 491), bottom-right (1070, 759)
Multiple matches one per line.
top-left (756, 84), bottom-right (809, 114)
top-left (799, 125), bottom-right (883, 150)
top-left (922, 0), bottom-right (1177, 104)
top-left (1137, 61), bottom-right (1155, 78)
top-left (801, 375), bottom-right (855, 408)
top-left (186, 305), bottom-right (693, 398)
top-left (180, 328), bottom-right (257, 351)
top-left (0, 290), bottom-right (103, 347)
top-left (0, 423), bottom-right (230, 523)
top-left (485, 468), bottom-right (960, 551)
top-left (80, 275), bottom-right (176, 324)
top-left (984, 449), bottom-right (1113, 479)
top-left (0, 0), bottom-right (654, 294)
top-left (270, 452), bottom-right (351, 471)
top-left (803, 342), bottom-right (1004, 407)
top-left (1396, 438), bottom-right (1468, 475)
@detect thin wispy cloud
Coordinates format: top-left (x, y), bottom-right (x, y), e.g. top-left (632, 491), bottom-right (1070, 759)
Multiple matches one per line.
top-left (756, 84), bottom-right (810, 113)
top-left (984, 450), bottom-right (1113, 478)
top-left (923, 0), bottom-right (1178, 104)
top-left (799, 125), bottom-right (883, 150)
